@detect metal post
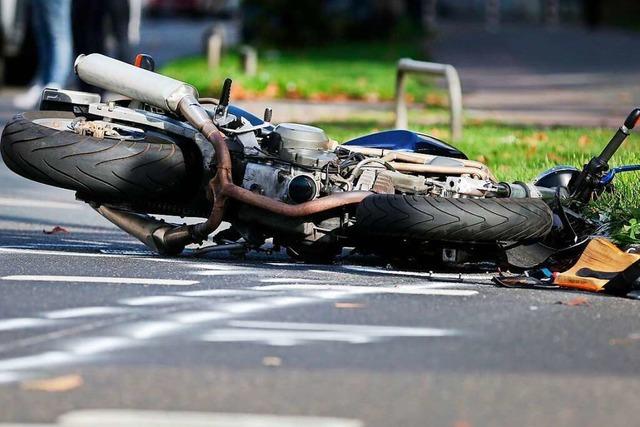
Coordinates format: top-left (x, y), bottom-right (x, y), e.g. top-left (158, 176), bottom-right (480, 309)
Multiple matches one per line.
top-left (240, 45), bottom-right (258, 76)
top-left (445, 65), bottom-right (463, 141)
top-left (545, 0), bottom-right (560, 28)
top-left (395, 70), bottom-right (408, 130)
top-left (394, 58), bottom-right (463, 141)
top-left (421, 0), bottom-right (438, 32)
top-left (485, 0), bottom-right (501, 32)
top-left (207, 30), bottom-right (223, 70)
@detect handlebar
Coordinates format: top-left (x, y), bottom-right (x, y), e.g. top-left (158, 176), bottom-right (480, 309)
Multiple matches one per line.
top-left (570, 107), bottom-right (640, 203)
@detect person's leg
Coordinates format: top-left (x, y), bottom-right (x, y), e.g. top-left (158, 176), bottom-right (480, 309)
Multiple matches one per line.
top-left (105, 0), bottom-right (131, 62)
top-left (14, 0), bottom-right (51, 108)
top-left (40, 0), bottom-right (72, 86)
top-left (30, 0), bottom-right (51, 85)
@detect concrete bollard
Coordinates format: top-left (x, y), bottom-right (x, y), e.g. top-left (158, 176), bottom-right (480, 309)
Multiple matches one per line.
top-left (240, 46), bottom-right (258, 76)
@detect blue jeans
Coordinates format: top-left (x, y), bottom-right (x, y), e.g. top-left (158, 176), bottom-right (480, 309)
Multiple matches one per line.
top-left (31, 0), bottom-right (72, 86)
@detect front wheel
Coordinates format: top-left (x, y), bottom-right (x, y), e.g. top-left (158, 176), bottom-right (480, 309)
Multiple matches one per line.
top-left (1, 111), bottom-right (202, 202)
top-left (355, 195), bottom-right (553, 243)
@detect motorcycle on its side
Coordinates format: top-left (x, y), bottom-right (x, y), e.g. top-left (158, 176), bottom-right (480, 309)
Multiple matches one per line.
top-left (2, 54), bottom-right (639, 268)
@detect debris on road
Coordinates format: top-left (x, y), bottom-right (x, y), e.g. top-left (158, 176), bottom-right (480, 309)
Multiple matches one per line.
top-left (262, 356), bottom-right (283, 367)
top-left (495, 238), bottom-right (640, 299)
top-left (43, 226), bottom-right (69, 235)
top-left (21, 373), bottom-right (83, 392)
top-left (334, 302), bottom-right (365, 309)
top-left (555, 297), bottom-right (591, 307)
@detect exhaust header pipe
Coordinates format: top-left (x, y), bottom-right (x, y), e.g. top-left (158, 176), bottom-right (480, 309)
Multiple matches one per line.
top-left (77, 54), bottom-right (371, 255)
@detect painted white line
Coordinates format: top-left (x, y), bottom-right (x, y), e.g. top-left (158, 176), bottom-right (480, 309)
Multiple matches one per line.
top-left (66, 336), bottom-right (133, 356)
top-left (167, 311), bottom-right (228, 324)
top-left (254, 283), bottom-right (478, 296)
top-left (43, 306), bottom-right (128, 319)
top-left (201, 320), bottom-right (461, 346)
top-left (192, 270), bottom-right (254, 276)
top-left (259, 278), bottom-right (326, 283)
top-left (337, 265), bottom-right (494, 282)
top-left (2, 275), bottom-right (198, 286)
top-left (233, 320), bottom-right (460, 336)
top-left (218, 296), bottom-right (314, 314)
top-left (61, 239), bottom-right (111, 246)
top-left (178, 289), bottom-right (265, 297)
top-left (118, 295), bottom-right (195, 306)
top-left (0, 247), bottom-right (190, 263)
top-left (55, 410), bottom-right (363, 427)
top-left (187, 263), bottom-right (248, 270)
top-left (0, 197), bottom-right (81, 210)
top-left (267, 262), bottom-right (302, 267)
top-left (0, 351), bottom-right (72, 371)
top-left (0, 318), bottom-right (55, 331)
top-left (0, 371), bottom-right (26, 384)
top-left (122, 321), bottom-right (187, 340)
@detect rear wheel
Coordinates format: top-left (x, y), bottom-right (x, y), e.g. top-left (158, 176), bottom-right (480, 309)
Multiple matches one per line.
top-left (1, 111), bottom-right (202, 202)
top-left (356, 194), bottom-right (553, 243)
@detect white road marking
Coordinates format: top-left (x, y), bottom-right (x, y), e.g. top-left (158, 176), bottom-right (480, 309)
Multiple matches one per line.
top-left (0, 247), bottom-right (190, 263)
top-left (0, 318), bottom-right (55, 331)
top-left (218, 296), bottom-right (315, 314)
top-left (255, 283), bottom-right (479, 296)
top-left (2, 275), bottom-right (198, 286)
top-left (167, 311), bottom-right (228, 324)
top-left (43, 306), bottom-right (128, 319)
top-left (1, 409), bottom-right (363, 427)
top-left (201, 320), bottom-right (460, 346)
top-left (260, 278), bottom-right (326, 283)
top-left (65, 336), bottom-right (134, 356)
top-left (0, 371), bottom-right (25, 384)
top-left (61, 238), bottom-right (111, 246)
top-left (122, 321), bottom-right (187, 340)
top-left (0, 351), bottom-right (72, 371)
top-left (192, 270), bottom-right (254, 276)
top-left (0, 197), bottom-right (81, 210)
top-left (178, 289), bottom-right (265, 297)
top-left (337, 265), bottom-right (494, 282)
top-left (118, 295), bottom-right (195, 306)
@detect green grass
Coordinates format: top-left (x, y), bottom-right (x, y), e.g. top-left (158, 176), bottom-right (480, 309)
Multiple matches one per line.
top-left (160, 41), bottom-right (440, 102)
top-left (313, 118), bottom-right (640, 244)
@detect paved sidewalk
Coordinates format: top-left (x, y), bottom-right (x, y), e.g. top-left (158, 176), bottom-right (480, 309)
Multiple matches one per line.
top-left (432, 23), bottom-right (640, 127)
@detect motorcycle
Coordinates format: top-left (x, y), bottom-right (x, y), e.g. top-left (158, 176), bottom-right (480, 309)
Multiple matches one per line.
top-left (2, 53), bottom-right (639, 268)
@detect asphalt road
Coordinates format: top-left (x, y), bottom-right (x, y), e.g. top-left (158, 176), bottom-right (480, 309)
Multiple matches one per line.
top-left (0, 136), bottom-right (639, 427)
top-left (0, 18), bottom-right (639, 427)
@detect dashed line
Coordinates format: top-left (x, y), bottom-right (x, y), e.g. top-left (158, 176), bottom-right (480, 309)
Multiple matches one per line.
top-left (2, 275), bottom-right (198, 286)
top-left (0, 197), bottom-right (81, 210)
top-left (260, 278), bottom-right (326, 283)
top-left (0, 247), bottom-right (189, 263)
top-left (43, 306), bottom-right (128, 319)
top-left (254, 283), bottom-right (479, 296)
top-left (0, 409), bottom-right (363, 427)
top-left (0, 318), bottom-right (55, 331)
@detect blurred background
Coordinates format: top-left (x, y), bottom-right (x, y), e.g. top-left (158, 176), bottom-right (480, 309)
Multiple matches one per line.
top-left (0, 0), bottom-right (638, 243)
top-left (2, 0), bottom-right (640, 124)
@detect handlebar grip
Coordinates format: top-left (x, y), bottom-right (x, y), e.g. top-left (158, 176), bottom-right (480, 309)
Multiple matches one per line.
top-left (74, 53), bottom-right (199, 113)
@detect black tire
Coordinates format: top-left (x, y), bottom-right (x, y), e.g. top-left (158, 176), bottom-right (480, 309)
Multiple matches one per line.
top-left (1, 111), bottom-right (200, 202)
top-left (356, 195), bottom-right (553, 242)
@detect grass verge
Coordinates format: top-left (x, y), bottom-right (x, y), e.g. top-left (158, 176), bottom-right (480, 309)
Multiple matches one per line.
top-left (312, 118), bottom-right (640, 245)
top-left (160, 41), bottom-right (441, 103)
